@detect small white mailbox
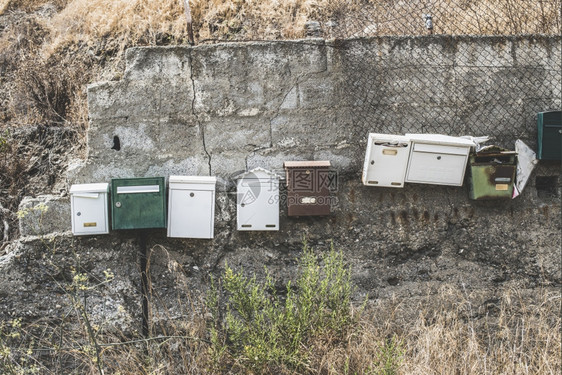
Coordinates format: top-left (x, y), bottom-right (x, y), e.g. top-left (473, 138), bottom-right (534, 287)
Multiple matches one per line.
top-left (167, 176), bottom-right (217, 239)
top-left (405, 134), bottom-right (475, 186)
top-left (362, 133), bottom-right (411, 187)
top-left (236, 168), bottom-right (280, 231)
top-left (69, 183), bottom-right (109, 235)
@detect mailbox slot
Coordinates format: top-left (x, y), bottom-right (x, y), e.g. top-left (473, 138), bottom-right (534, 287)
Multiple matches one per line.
top-left (537, 110), bottom-right (562, 161)
top-left (236, 168), bottom-right (280, 231)
top-left (362, 134), bottom-right (411, 188)
top-left (111, 177), bottom-right (166, 230)
top-left (167, 176), bottom-right (216, 239)
top-left (405, 134), bottom-right (474, 186)
top-left (116, 185), bottom-right (160, 194)
top-left (69, 183), bottom-right (109, 236)
top-left (284, 161), bottom-right (332, 216)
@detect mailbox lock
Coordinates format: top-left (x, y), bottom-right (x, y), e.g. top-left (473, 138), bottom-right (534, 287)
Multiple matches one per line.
top-left (76, 212), bottom-right (81, 216)
top-left (115, 202), bottom-right (121, 208)
top-left (190, 192), bottom-right (195, 197)
top-left (436, 156), bottom-right (441, 160)
top-left (370, 160), bottom-right (375, 165)
top-left (240, 203), bottom-right (245, 207)
top-left (305, 170), bottom-right (310, 174)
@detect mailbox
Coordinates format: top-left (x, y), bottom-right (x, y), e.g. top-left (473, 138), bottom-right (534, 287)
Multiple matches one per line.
top-left (405, 134), bottom-right (474, 186)
top-left (284, 161), bottom-right (333, 216)
top-left (111, 177), bottom-right (166, 230)
top-left (362, 133), bottom-right (411, 188)
top-left (69, 183), bottom-right (109, 235)
top-left (537, 110), bottom-right (562, 160)
top-left (468, 147), bottom-right (517, 200)
top-left (167, 176), bottom-right (216, 239)
top-left (236, 168), bottom-right (280, 231)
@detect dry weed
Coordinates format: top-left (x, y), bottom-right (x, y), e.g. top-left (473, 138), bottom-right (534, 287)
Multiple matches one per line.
top-left (311, 285), bottom-right (561, 375)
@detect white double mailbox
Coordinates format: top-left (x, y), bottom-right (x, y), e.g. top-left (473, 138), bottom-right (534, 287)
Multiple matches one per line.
top-left (405, 134), bottom-right (475, 186)
top-left (69, 183), bottom-right (110, 235)
top-left (167, 176), bottom-right (217, 239)
top-left (236, 168), bottom-right (280, 231)
top-left (362, 133), bottom-right (412, 188)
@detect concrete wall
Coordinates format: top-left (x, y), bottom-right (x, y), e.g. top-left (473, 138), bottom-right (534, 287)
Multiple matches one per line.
top-left (3, 36), bottom-right (561, 331)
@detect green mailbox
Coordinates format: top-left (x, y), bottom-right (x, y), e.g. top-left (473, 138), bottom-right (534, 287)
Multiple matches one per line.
top-left (468, 148), bottom-right (517, 200)
top-left (537, 110), bottom-right (562, 160)
top-left (111, 177), bottom-right (166, 230)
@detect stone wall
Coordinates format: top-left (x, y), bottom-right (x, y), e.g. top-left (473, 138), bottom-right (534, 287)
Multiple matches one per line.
top-left (3, 36), bottom-right (561, 332)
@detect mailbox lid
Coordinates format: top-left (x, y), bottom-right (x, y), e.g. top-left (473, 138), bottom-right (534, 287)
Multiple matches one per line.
top-left (70, 183), bottom-right (109, 235)
top-left (111, 177), bottom-right (166, 230)
top-left (405, 133), bottom-right (476, 148)
top-left (537, 111), bottom-right (562, 160)
top-left (169, 175), bottom-right (217, 191)
top-left (362, 133), bottom-right (411, 187)
top-left (70, 183), bottom-right (109, 194)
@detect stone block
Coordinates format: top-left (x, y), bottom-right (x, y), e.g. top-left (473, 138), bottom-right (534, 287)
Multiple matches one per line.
top-left (18, 195), bottom-right (71, 237)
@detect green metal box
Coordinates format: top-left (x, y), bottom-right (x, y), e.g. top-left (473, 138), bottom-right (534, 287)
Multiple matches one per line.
top-left (537, 110), bottom-right (562, 160)
top-left (468, 149), bottom-right (516, 200)
top-left (111, 177), bottom-right (166, 230)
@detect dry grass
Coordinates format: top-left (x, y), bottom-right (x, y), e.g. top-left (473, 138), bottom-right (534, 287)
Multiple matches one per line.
top-left (312, 285), bottom-right (561, 375)
top-left (2, 284), bottom-right (559, 374)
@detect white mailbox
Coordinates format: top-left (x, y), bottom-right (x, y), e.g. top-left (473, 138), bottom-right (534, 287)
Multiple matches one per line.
top-left (236, 168), bottom-right (280, 231)
top-left (362, 133), bottom-right (411, 187)
top-left (405, 134), bottom-right (475, 186)
top-left (69, 183), bottom-right (109, 235)
top-left (167, 176), bottom-right (217, 239)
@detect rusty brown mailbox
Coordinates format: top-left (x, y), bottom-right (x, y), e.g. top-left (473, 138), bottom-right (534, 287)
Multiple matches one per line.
top-left (284, 161), bottom-right (334, 216)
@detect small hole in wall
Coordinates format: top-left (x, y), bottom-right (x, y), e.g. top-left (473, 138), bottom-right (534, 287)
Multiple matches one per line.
top-left (111, 136), bottom-right (120, 151)
top-left (536, 176), bottom-right (559, 199)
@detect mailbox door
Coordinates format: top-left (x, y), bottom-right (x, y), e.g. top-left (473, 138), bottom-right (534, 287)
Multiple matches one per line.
top-left (237, 180), bottom-right (279, 231)
top-left (71, 193), bottom-right (108, 235)
top-left (287, 185), bottom-right (331, 216)
top-left (469, 164), bottom-right (515, 200)
top-left (111, 177), bottom-right (166, 230)
top-left (538, 111), bottom-right (562, 160)
top-left (286, 167), bottom-right (332, 216)
top-left (406, 143), bottom-right (469, 186)
top-left (168, 189), bottom-right (214, 238)
top-left (363, 141), bottom-right (411, 187)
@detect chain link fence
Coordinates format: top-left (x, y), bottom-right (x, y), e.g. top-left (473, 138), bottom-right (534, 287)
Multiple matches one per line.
top-left (314, 0), bottom-right (561, 153)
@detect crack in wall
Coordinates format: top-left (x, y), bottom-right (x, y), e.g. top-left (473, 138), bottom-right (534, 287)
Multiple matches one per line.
top-left (188, 48), bottom-right (212, 176)
top-left (268, 60), bottom-right (331, 150)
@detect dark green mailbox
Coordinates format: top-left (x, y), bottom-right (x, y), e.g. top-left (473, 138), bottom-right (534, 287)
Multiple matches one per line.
top-left (111, 177), bottom-right (166, 230)
top-left (537, 110), bottom-right (562, 160)
top-left (468, 148), bottom-right (517, 200)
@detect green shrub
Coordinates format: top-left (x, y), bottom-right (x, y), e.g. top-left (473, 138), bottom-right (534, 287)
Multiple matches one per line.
top-left (207, 239), bottom-right (358, 373)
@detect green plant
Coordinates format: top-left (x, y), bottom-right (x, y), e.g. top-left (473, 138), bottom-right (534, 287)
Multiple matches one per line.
top-left (209, 239), bottom-right (358, 373)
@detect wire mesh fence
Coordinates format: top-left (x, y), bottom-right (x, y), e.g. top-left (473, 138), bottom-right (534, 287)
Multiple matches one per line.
top-left (312, 0), bottom-right (562, 153)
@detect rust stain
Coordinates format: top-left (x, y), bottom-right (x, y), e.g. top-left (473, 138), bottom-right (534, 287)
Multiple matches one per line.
top-left (390, 211), bottom-right (396, 225)
top-left (434, 213), bottom-right (439, 222)
top-left (541, 205), bottom-right (549, 219)
top-left (423, 210), bottom-right (430, 222)
top-left (412, 208), bottom-right (419, 220)
top-left (399, 210), bottom-right (409, 225)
